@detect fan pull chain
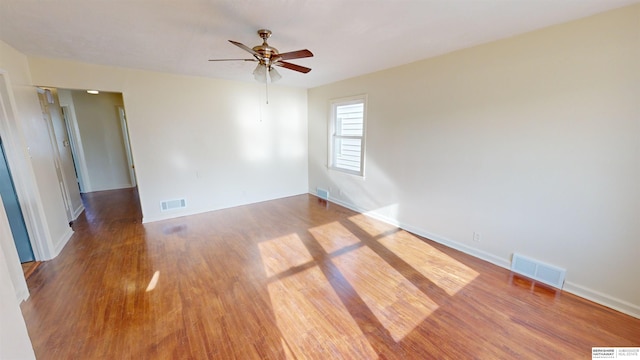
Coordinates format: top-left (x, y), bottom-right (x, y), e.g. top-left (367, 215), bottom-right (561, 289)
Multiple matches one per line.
top-left (265, 76), bottom-right (269, 104)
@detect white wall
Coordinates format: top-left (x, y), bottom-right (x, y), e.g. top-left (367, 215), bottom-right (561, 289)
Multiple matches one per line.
top-left (0, 41), bottom-right (73, 261)
top-left (308, 4), bottom-right (640, 317)
top-left (0, 232), bottom-right (35, 359)
top-left (69, 90), bottom-right (131, 192)
top-left (29, 60), bottom-right (309, 223)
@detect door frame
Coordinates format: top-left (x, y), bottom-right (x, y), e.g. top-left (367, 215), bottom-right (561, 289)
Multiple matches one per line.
top-left (37, 88), bottom-right (73, 222)
top-left (58, 105), bottom-right (92, 193)
top-left (0, 137), bottom-right (35, 262)
top-left (61, 105), bottom-right (87, 193)
top-left (118, 106), bottom-right (137, 187)
top-left (0, 71), bottom-right (48, 263)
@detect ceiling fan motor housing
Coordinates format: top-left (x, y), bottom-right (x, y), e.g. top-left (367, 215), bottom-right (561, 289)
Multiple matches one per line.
top-left (253, 29), bottom-right (279, 65)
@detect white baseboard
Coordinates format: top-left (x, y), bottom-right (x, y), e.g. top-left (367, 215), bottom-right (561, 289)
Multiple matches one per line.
top-left (86, 184), bottom-right (136, 193)
top-left (563, 282), bottom-right (640, 319)
top-left (320, 193), bottom-right (639, 320)
top-left (51, 227), bottom-right (74, 259)
top-left (400, 222), bottom-right (512, 270)
top-left (142, 210), bottom-right (200, 224)
top-left (72, 204), bottom-right (84, 221)
top-left (143, 191), bottom-right (309, 224)
top-left (328, 195), bottom-right (511, 270)
top-left (16, 287), bottom-right (29, 303)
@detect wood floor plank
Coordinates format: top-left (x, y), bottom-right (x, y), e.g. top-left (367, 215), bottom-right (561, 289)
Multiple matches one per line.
top-left (20, 188), bottom-right (640, 359)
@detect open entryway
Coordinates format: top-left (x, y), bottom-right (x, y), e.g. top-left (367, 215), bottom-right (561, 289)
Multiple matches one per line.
top-left (55, 89), bottom-right (137, 195)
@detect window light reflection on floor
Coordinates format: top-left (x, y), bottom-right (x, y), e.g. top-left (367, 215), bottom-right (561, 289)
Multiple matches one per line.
top-left (348, 213), bottom-right (398, 237)
top-left (378, 230), bottom-right (479, 296)
top-left (331, 245), bottom-right (439, 342)
top-left (308, 221), bottom-right (361, 253)
top-left (259, 234), bottom-right (377, 358)
top-left (309, 221), bottom-right (441, 343)
top-left (145, 271), bottom-right (160, 292)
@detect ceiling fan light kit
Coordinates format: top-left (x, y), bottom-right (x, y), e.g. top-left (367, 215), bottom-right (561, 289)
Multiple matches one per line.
top-left (253, 63), bottom-right (267, 82)
top-left (268, 67), bottom-right (282, 82)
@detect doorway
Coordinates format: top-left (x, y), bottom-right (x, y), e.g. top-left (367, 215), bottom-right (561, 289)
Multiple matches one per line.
top-left (57, 89), bottom-right (137, 193)
top-left (0, 137), bottom-right (34, 263)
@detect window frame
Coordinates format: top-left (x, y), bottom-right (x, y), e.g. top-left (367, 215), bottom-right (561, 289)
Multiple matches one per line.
top-left (328, 94), bottom-right (367, 177)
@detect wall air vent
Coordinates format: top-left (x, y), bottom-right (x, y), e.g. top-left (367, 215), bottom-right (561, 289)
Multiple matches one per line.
top-left (511, 253), bottom-right (566, 289)
top-left (316, 188), bottom-right (329, 200)
top-left (161, 198), bottom-right (186, 212)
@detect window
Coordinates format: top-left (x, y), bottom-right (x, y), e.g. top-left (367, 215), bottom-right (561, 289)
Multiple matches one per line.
top-left (329, 95), bottom-right (366, 176)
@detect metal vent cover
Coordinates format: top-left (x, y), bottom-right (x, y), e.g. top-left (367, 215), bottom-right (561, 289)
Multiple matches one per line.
top-left (316, 188), bottom-right (329, 200)
top-left (511, 253), bottom-right (566, 289)
top-left (161, 198), bottom-right (186, 212)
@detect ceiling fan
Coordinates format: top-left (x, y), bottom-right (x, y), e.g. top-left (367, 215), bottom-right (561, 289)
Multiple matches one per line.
top-left (209, 29), bottom-right (313, 83)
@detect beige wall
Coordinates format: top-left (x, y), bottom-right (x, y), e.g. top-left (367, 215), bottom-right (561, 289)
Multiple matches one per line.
top-left (29, 59), bottom-right (309, 222)
top-left (309, 4), bottom-right (640, 316)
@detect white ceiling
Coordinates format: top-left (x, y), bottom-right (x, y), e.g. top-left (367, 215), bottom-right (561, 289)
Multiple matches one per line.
top-left (0, 0), bottom-right (637, 88)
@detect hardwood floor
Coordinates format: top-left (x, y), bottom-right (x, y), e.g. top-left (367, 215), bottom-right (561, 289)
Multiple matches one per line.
top-left (21, 261), bottom-right (41, 280)
top-left (21, 188), bottom-right (639, 359)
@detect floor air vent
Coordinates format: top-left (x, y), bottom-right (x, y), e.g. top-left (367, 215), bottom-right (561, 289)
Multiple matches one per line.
top-left (511, 253), bottom-right (566, 289)
top-left (161, 198), bottom-right (186, 212)
top-left (316, 188), bottom-right (329, 200)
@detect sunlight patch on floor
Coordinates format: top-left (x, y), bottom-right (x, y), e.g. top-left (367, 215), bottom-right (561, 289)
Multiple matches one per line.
top-left (258, 234), bottom-right (314, 277)
top-left (280, 338), bottom-right (296, 360)
top-left (309, 221), bottom-right (361, 253)
top-left (267, 267), bottom-right (377, 359)
top-left (260, 234), bottom-right (377, 359)
top-left (145, 271), bottom-right (160, 292)
top-left (378, 231), bottom-right (479, 296)
top-left (348, 214), bottom-right (398, 237)
top-left (332, 246), bottom-right (438, 342)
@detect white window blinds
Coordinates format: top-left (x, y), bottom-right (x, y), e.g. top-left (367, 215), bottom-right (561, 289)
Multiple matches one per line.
top-left (330, 96), bottom-right (366, 176)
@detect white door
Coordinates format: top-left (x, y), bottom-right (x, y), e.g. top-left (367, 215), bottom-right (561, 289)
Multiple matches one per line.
top-left (37, 88), bottom-right (81, 222)
top-left (118, 107), bottom-right (137, 187)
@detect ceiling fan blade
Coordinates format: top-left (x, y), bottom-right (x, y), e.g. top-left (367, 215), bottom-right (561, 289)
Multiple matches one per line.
top-left (208, 59), bottom-right (257, 62)
top-left (228, 40), bottom-right (261, 58)
top-left (276, 49), bottom-right (314, 60)
top-left (275, 61), bottom-right (312, 73)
